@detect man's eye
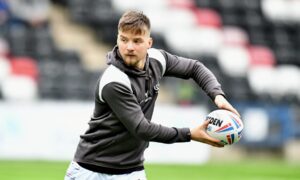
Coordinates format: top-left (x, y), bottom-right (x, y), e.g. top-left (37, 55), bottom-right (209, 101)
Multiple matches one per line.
top-left (120, 38), bottom-right (127, 42)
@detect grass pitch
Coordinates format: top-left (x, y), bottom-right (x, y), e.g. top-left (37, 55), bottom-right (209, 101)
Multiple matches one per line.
top-left (0, 160), bottom-right (299, 180)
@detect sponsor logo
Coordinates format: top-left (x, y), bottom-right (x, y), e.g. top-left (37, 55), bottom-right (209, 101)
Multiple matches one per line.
top-left (153, 83), bottom-right (160, 92)
top-left (207, 116), bottom-right (223, 127)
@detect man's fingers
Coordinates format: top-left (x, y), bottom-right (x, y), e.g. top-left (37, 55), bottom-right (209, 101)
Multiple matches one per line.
top-left (211, 142), bottom-right (224, 148)
top-left (203, 120), bottom-right (210, 128)
top-left (203, 138), bottom-right (224, 147)
top-left (192, 121), bottom-right (225, 147)
top-left (206, 135), bottom-right (222, 144)
top-left (205, 130), bottom-right (225, 147)
top-left (229, 108), bottom-right (241, 118)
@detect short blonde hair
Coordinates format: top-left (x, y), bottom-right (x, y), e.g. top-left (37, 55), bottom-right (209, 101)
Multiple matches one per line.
top-left (118, 10), bottom-right (151, 35)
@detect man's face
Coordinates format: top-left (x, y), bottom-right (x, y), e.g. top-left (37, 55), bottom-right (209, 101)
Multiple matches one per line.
top-left (117, 28), bottom-right (152, 69)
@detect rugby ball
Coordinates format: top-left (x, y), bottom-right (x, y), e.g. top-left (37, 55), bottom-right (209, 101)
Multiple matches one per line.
top-left (206, 109), bottom-right (243, 145)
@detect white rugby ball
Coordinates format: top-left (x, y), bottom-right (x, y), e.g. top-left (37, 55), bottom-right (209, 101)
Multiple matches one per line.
top-left (206, 109), bottom-right (243, 145)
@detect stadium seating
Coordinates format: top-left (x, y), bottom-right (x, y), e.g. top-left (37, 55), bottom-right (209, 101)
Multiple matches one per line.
top-left (0, 56), bottom-right (10, 84)
top-left (10, 57), bottom-right (39, 81)
top-left (222, 26), bottom-right (249, 46)
top-left (273, 65), bottom-right (300, 101)
top-left (6, 25), bottom-right (28, 56)
top-left (59, 0), bottom-right (300, 106)
top-left (1, 0), bottom-right (299, 104)
top-left (0, 38), bottom-right (9, 56)
top-left (165, 26), bottom-right (223, 57)
top-left (248, 45), bottom-right (276, 67)
top-left (247, 67), bottom-right (275, 96)
top-left (193, 8), bottom-right (222, 28)
top-left (217, 46), bottom-right (250, 77)
top-left (1, 75), bottom-right (38, 101)
top-left (168, 0), bottom-right (196, 10)
top-left (146, 8), bottom-right (197, 35)
top-left (262, 0), bottom-right (300, 24)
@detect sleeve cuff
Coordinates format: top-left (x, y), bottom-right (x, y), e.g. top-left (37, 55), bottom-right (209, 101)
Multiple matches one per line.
top-left (209, 90), bottom-right (226, 101)
top-left (178, 128), bottom-right (192, 142)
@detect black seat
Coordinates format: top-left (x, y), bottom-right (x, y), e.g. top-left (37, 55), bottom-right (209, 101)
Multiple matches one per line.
top-left (68, 0), bottom-right (90, 23)
top-left (243, 11), bottom-right (265, 30)
top-left (239, 0), bottom-right (261, 11)
top-left (38, 58), bottom-right (65, 99)
top-left (274, 46), bottom-right (297, 66)
top-left (6, 25), bottom-right (29, 56)
top-left (195, 0), bottom-right (214, 8)
top-left (221, 10), bottom-right (244, 27)
top-left (224, 76), bottom-right (255, 102)
top-left (247, 27), bottom-right (270, 46)
top-left (272, 28), bottom-right (293, 48)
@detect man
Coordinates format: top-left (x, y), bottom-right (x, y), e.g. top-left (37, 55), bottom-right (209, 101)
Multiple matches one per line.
top-left (65, 10), bottom-right (240, 180)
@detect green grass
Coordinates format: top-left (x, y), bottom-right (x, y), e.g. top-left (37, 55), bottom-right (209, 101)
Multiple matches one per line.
top-left (0, 160), bottom-right (299, 180)
top-left (0, 160), bottom-right (67, 180)
top-left (146, 161), bottom-right (300, 180)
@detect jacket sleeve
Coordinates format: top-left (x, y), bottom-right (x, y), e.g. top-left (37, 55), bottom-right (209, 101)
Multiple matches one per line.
top-left (102, 82), bottom-right (191, 143)
top-left (162, 50), bottom-right (225, 100)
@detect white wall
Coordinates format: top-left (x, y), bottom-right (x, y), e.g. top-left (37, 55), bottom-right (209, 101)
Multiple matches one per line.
top-left (0, 101), bottom-right (210, 164)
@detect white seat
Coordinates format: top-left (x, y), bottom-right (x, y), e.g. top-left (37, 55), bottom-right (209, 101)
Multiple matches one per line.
top-left (165, 26), bottom-right (222, 57)
top-left (1, 75), bottom-right (38, 101)
top-left (217, 46), bottom-right (250, 77)
top-left (112, 0), bottom-right (168, 13)
top-left (262, 0), bottom-right (300, 23)
top-left (290, 0), bottom-right (300, 23)
top-left (222, 26), bottom-right (249, 46)
top-left (273, 65), bottom-right (300, 99)
top-left (0, 57), bottom-right (11, 83)
top-left (247, 67), bottom-right (276, 95)
top-left (145, 8), bottom-right (197, 35)
top-left (262, 0), bottom-right (287, 22)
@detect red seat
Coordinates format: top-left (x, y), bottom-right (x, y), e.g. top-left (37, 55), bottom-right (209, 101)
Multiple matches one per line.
top-left (193, 8), bottom-right (222, 28)
top-left (248, 46), bottom-right (276, 67)
top-left (168, 0), bottom-right (196, 10)
top-left (10, 57), bottom-right (39, 81)
top-left (222, 26), bottom-right (249, 47)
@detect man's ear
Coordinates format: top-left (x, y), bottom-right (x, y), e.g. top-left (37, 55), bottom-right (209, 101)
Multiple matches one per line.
top-left (116, 32), bottom-right (120, 45)
top-left (148, 37), bottom-right (153, 48)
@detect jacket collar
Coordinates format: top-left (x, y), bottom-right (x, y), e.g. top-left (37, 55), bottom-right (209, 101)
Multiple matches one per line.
top-left (106, 46), bottom-right (149, 77)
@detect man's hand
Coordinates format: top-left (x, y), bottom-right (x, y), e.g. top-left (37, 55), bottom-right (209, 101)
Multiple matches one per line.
top-left (190, 120), bottom-right (224, 148)
top-left (214, 95), bottom-right (240, 117)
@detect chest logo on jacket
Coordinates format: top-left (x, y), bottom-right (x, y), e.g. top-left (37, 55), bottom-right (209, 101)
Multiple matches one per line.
top-left (153, 83), bottom-right (159, 93)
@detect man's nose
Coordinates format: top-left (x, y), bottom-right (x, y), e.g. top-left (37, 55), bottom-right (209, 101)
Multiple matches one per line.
top-left (126, 42), bottom-right (134, 50)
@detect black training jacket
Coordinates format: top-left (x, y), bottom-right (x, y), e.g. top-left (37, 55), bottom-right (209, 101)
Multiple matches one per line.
top-left (74, 46), bottom-right (224, 173)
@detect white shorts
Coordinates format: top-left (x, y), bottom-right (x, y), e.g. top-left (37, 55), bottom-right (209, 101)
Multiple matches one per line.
top-left (64, 161), bottom-right (147, 180)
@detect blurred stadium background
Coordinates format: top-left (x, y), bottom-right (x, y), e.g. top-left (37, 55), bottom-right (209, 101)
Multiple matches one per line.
top-left (0, 0), bottom-right (300, 179)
